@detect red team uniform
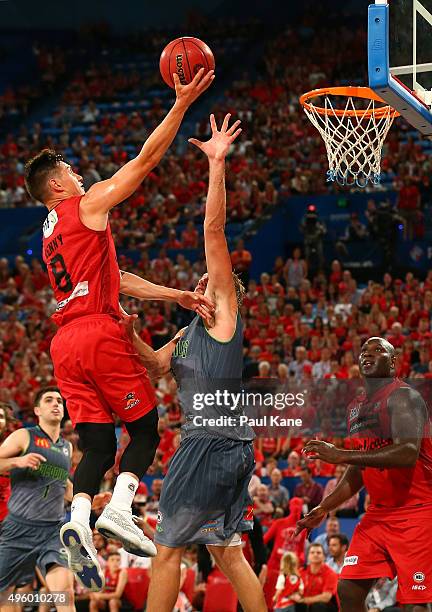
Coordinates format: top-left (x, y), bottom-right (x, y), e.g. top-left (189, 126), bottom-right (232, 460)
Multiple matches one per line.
top-left (42, 196), bottom-right (155, 426)
top-left (343, 378), bottom-right (432, 604)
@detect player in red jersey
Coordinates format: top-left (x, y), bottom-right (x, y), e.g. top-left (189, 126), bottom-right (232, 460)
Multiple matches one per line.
top-left (0, 403), bottom-right (11, 528)
top-left (23, 69), bottom-right (215, 591)
top-left (296, 337), bottom-right (432, 611)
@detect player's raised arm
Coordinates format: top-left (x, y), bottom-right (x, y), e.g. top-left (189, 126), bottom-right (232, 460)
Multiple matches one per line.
top-left (188, 114), bottom-right (242, 334)
top-left (80, 69), bottom-right (214, 222)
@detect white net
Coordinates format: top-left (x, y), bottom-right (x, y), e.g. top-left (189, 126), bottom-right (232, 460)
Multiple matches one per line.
top-left (302, 92), bottom-right (397, 188)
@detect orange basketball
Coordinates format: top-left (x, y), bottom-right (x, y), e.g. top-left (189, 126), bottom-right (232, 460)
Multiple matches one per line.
top-left (159, 36), bottom-right (215, 89)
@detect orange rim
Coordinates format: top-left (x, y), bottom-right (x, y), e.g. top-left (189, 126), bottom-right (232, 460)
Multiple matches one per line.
top-left (299, 86), bottom-right (400, 118)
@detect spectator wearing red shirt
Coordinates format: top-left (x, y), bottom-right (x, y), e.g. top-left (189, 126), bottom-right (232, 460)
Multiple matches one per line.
top-left (263, 498), bottom-right (306, 609)
top-left (253, 484), bottom-right (274, 530)
top-left (386, 321), bottom-right (405, 349)
top-left (181, 221), bottom-right (199, 249)
top-left (164, 229), bottom-right (182, 249)
top-left (293, 467), bottom-right (323, 513)
top-left (397, 177), bottom-right (420, 240)
top-left (90, 552), bottom-right (128, 612)
top-left (230, 238), bottom-right (253, 285)
top-left (297, 544), bottom-right (339, 612)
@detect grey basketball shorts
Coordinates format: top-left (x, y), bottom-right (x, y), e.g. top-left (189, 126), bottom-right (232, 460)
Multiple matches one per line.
top-left (0, 514), bottom-right (68, 589)
top-left (155, 434), bottom-right (255, 547)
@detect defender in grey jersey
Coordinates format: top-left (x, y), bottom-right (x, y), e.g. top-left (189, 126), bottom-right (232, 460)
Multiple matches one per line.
top-left (0, 388), bottom-right (78, 610)
top-left (128, 115), bottom-right (266, 612)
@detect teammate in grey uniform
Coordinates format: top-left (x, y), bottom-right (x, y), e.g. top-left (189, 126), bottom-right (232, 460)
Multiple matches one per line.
top-left (0, 387), bottom-right (86, 610)
top-left (128, 115), bottom-right (267, 612)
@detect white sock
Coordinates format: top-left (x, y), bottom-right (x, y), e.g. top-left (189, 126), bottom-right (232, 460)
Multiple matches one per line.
top-left (71, 495), bottom-right (91, 526)
top-left (109, 473), bottom-right (138, 512)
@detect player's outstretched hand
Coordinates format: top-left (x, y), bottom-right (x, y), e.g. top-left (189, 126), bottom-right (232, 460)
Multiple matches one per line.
top-left (174, 68), bottom-right (215, 109)
top-left (178, 290), bottom-right (215, 323)
top-left (15, 452), bottom-right (46, 470)
top-left (294, 505), bottom-right (327, 539)
top-left (302, 439), bottom-right (345, 464)
top-left (189, 113), bottom-right (242, 161)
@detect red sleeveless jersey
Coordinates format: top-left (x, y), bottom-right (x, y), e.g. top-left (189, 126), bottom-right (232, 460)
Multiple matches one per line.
top-left (42, 196), bottom-right (120, 326)
top-left (0, 473), bottom-right (10, 521)
top-left (347, 378), bottom-right (432, 508)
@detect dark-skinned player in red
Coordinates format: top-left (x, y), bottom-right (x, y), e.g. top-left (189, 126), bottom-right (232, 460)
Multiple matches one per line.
top-left (23, 68), bottom-right (215, 591)
top-left (296, 336), bottom-right (432, 612)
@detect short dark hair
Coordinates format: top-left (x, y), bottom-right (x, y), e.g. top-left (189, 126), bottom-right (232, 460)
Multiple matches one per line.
top-left (308, 543), bottom-right (325, 554)
top-left (329, 534), bottom-right (349, 548)
top-left (24, 149), bottom-right (63, 202)
top-left (34, 386), bottom-right (62, 407)
top-left (107, 552), bottom-right (121, 559)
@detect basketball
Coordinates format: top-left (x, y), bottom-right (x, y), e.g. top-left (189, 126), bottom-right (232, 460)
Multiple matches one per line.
top-left (159, 37), bottom-right (215, 89)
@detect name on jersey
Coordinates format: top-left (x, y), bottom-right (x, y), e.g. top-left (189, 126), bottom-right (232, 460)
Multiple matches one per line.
top-left (44, 233), bottom-right (64, 259)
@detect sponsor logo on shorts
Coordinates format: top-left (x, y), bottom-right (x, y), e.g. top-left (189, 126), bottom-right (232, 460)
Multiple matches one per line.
top-left (200, 520), bottom-right (220, 533)
top-left (243, 505), bottom-right (254, 522)
top-left (157, 511), bottom-right (163, 524)
top-left (343, 555), bottom-right (359, 566)
top-left (124, 392), bottom-right (140, 411)
top-left (414, 572), bottom-right (426, 583)
top-left (128, 483), bottom-right (135, 492)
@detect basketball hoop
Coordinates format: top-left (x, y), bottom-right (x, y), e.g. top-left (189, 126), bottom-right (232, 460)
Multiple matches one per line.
top-left (299, 86), bottom-right (399, 188)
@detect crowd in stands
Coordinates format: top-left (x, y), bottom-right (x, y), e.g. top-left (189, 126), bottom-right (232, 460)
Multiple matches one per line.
top-left (0, 12), bottom-right (431, 252)
top-left (1, 243), bottom-right (429, 609)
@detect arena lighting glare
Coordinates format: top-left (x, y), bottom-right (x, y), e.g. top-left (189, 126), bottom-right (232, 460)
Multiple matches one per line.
top-left (26, 249), bottom-right (33, 255)
top-left (307, 205), bottom-right (317, 212)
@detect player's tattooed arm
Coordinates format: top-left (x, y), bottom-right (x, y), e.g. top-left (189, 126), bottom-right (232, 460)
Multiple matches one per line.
top-left (295, 465), bottom-right (363, 537)
top-left (304, 387), bottom-right (425, 468)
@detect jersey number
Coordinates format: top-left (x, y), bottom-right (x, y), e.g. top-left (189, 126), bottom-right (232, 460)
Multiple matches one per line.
top-left (49, 254), bottom-right (72, 293)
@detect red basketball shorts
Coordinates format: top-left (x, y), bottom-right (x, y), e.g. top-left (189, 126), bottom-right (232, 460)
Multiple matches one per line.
top-left (50, 314), bottom-right (156, 426)
top-left (341, 505), bottom-right (432, 604)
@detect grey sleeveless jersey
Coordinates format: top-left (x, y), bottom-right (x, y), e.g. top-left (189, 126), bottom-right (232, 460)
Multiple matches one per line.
top-left (9, 426), bottom-right (71, 522)
top-left (171, 313), bottom-right (255, 441)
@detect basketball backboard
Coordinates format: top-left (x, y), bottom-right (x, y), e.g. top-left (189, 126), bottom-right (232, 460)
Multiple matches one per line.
top-left (368, 0), bottom-right (432, 135)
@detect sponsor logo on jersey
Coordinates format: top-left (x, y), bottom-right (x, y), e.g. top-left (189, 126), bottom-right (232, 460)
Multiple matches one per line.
top-left (157, 511), bottom-right (163, 524)
top-left (173, 339), bottom-right (189, 359)
top-left (124, 392), bottom-right (140, 411)
top-left (56, 281), bottom-right (89, 311)
top-left (349, 405), bottom-right (360, 420)
top-left (156, 524), bottom-right (164, 533)
top-left (43, 210), bottom-right (58, 239)
top-left (412, 585), bottom-right (427, 590)
top-left (62, 447), bottom-right (69, 455)
top-left (34, 436), bottom-right (51, 449)
top-left (289, 575), bottom-right (298, 585)
top-left (414, 572), bottom-right (426, 583)
top-left (343, 555), bottom-right (359, 566)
